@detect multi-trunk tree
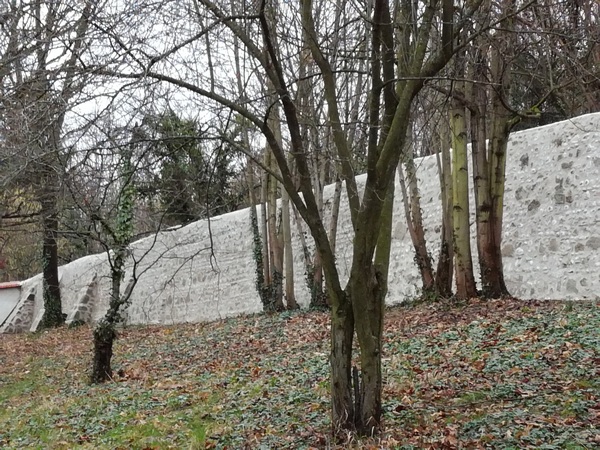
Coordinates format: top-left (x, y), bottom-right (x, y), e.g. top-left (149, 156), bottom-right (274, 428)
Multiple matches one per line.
top-left (89, 0), bottom-right (478, 436)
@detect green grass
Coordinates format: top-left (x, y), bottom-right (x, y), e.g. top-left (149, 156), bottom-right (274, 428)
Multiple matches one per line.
top-left (0, 298), bottom-right (598, 448)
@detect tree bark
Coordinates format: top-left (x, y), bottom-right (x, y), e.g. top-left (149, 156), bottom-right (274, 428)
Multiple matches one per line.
top-left (450, 98), bottom-right (478, 300)
top-left (281, 187), bottom-right (298, 309)
top-left (91, 319), bottom-right (116, 383)
top-left (466, 7), bottom-right (512, 299)
top-left (91, 246), bottom-right (125, 383)
top-left (267, 165), bottom-right (284, 311)
top-left (292, 203), bottom-right (325, 308)
top-left (330, 290), bottom-right (355, 433)
top-left (482, 6), bottom-right (513, 299)
top-left (328, 178), bottom-right (343, 257)
top-left (91, 139), bottom-right (136, 383)
top-left (39, 191), bottom-right (64, 329)
top-left (348, 263), bottom-right (385, 434)
top-left (434, 122), bottom-right (454, 297)
top-left (399, 158), bottom-right (435, 295)
top-left (260, 163), bottom-right (271, 289)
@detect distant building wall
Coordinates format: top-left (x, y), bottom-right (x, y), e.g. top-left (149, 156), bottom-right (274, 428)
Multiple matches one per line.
top-left (2, 114), bottom-right (599, 332)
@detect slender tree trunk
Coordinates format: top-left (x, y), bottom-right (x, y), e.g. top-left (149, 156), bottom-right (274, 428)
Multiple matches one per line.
top-left (347, 177), bottom-right (393, 433)
top-left (91, 322), bottom-right (116, 382)
top-left (247, 160), bottom-right (271, 309)
top-left (343, 0), bottom-right (396, 432)
top-left (231, 13), bottom-right (275, 308)
top-left (464, 10), bottom-right (512, 300)
top-left (267, 121), bottom-right (285, 311)
top-left (281, 188), bottom-right (297, 309)
top-left (481, 7), bottom-right (513, 299)
top-left (328, 178), bottom-right (343, 256)
top-left (260, 163), bottom-right (271, 289)
top-left (470, 56), bottom-right (507, 298)
top-left (297, 0), bottom-right (463, 436)
top-left (267, 168), bottom-right (284, 311)
top-left (398, 157), bottom-right (435, 295)
top-left (91, 142), bottom-right (136, 383)
top-left (291, 202), bottom-right (324, 307)
top-left (91, 273), bottom-right (136, 383)
top-left (310, 129), bottom-right (325, 308)
top-left (485, 105), bottom-right (510, 297)
top-left (450, 98), bottom-right (477, 299)
top-left (434, 121), bottom-right (454, 297)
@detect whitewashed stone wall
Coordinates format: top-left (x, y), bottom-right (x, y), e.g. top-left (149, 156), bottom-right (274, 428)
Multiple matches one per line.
top-left (1, 114), bottom-right (599, 332)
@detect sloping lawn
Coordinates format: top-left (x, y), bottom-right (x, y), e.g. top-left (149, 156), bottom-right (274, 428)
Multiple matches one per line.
top-left (0, 298), bottom-right (598, 449)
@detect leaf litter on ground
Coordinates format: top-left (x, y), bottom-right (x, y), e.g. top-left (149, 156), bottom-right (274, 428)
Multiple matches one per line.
top-left (0, 298), bottom-right (598, 449)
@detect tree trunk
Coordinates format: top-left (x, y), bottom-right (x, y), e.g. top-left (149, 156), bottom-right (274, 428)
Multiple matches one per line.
top-left (91, 247), bottom-right (125, 383)
top-left (472, 97), bottom-right (509, 298)
top-left (398, 159), bottom-right (435, 295)
top-left (311, 251), bottom-right (325, 308)
top-left (281, 187), bottom-right (298, 309)
top-left (434, 122), bottom-right (454, 297)
top-left (39, 192), bottom-right (64, 329)
top-left (330, 291), bottom-right (355, 433)
top-left (267, 157), bottom-right (284, 312)
top-left (292, 203), bottom-right (325, 308)
top-left (485, 101), bottom-right (510, 297)
top-left (247, 160), bottom-right (271, 310)
top-left (91, 319), bottom-right (116, 383)
top-left (91, 271), bottom-right (135, 383)
top-left (309, 131), bottom-right (326, 308)
top-left (481, 9), bottom-right (513, 299)
top-left (348, 264), bottom-right (385, 434)
top-left (450, 99), bottom-right (477, 299)
top-left (91, 141), bottom-right (136, 383)
top-left (260, 168), bottom-right (270, 289)
top-left (348, 177), bottom-right (393, 433)
top-left (328, 178), bottom-right (343, 255)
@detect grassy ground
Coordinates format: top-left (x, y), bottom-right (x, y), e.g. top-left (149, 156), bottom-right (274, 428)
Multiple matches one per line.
top-left (0, 298), bottom-right (598, 449)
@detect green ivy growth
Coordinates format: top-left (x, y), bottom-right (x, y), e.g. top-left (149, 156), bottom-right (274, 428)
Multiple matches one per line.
top-left (250, 209), bottom-right (281, 313)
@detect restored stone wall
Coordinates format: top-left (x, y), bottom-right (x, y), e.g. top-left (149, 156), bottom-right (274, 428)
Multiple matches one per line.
top-left (0, 290), bottom-right (35, 333)
top-left (2, 114), bottom-right (599, 332)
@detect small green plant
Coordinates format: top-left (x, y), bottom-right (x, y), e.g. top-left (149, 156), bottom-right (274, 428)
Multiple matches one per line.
top-left (189, 420), bottom-right (207, 449)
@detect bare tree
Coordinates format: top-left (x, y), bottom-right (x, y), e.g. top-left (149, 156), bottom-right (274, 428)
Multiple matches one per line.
top-left (88, 127), bottom-right (138, 383)
top-left (0, 0), bottom-right (98, 328)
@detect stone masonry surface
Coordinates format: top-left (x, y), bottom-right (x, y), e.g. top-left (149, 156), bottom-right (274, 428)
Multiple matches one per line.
top-left (2, 114), bottom-right (599, 332)
top-left (1, 290), bottom-right (35, 333)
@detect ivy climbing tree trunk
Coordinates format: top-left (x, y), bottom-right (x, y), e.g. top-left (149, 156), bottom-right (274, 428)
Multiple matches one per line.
top-left (266, 102), bottom-right (285, 311)
top-left (38, 117), bottom-right (65, 330)
top-left (39, 186), bottom-right (63, 329)
top-left (91, 132), bottom-right (137, 384)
